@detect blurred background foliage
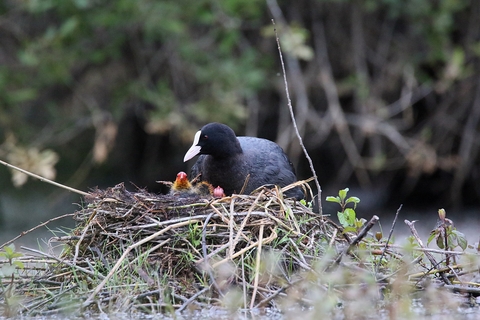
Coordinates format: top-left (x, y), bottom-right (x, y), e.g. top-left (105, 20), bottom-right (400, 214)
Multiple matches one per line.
top-left (0, 0), bottom-right (479, 235)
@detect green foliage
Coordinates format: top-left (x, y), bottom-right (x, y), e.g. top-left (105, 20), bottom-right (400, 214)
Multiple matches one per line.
top-left (0, 244), bottom-right (25, 317)
top-left (188, 222), bottom-right (202, 248)
top-left (0, 0), bottom-right (269, 146)
top-left (299, 198), bottom-right (314, 209)
top-left (326, 188), bottom-right (364, 233)
top-left (0, 244), bottom-right (24, 271)
top-left (427, 208), bottom-right (468, 252)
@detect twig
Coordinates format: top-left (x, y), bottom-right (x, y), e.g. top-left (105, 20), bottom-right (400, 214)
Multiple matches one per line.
top-left (250, 224), bottom-right (264, 309)
top-left (20, 246), bottom-right (103, 279)
top-left (73, 211), bottom-right (98, 265)
top-left (229, 198), bottom-right (236, 258)
top-left (409, 264), bottom-right (477, 279)
top-left (194, 242), bottom-right (230, 265)
top-left (254, 278), bottom-right (303, 308)
top-left (404, 219), bottom-right (451, 285)
top-left (444, 284), bottom-right (480, 297)
top-left (272, 19), bottom-right (323, 216)
top-left (367, 243), bottom-right (475, 256)
top-left (202, 211), bottom-right (224, 297)
top-left (0, 158), bottom-right (89, 196)
top-left (241, 253), bottom-right (247, 309)
top-left (232, 191), bottom-right (264, 249)
top-left (125, 212), bottom-right (225, 230)
top-left (119, 239), bottom-right (171, 276)
top-left (375, 204), bottom-right (402, 275)
top-left (349, 215), bottom-right (379, 246)
top-left (0, 213), bottom-right (75, 250)
top-left (212, 229), bottom-right (277, 269)
top-left (239, 174), bottom-right (251, 195)
top-left (176, 287), bottom-right (209, 313)
top-left (328, 215), bottom-right (379, 269)
top-left (267, 0), bottom-right (310, 162)
top-left (289, 238), bottom-right (308, 267)
top-left (21, 282), bottom-right (78, 313)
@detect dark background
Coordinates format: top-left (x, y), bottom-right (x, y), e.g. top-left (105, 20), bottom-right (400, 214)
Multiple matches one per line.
top-left (0, 0), bottom-right (479, 243)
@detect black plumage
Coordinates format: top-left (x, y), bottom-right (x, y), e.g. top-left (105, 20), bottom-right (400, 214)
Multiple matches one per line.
top-left (184, 123), bottom-right (304, 200)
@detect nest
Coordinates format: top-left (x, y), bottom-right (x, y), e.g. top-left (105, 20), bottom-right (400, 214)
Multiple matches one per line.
top-left (68, 182), bottom-right (332, 310)
top-left (2, 181), bottom-right (480, 317)
top-left (13, 181), bottom-right (341, 314)
top-left (79, 182), bottom-right (323, 254)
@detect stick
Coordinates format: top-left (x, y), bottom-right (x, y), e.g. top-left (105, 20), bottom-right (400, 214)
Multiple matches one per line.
top-left (375, 204), bottom-right (402, 275)
top-left (0, 213), bottom-right (75, 250)
top-left (211, 229), bottom-right (277, 269)
top-left (73, 211), bottom-right (98, 265)
top-left (201, 211), bottom-right (224, 297)
top-left (367, 243), bottom-right (474, 256)
top-left (272, 20), bottom-right (323, 216)
top-left (404, 219), bottom-right (451, 285)
top-left (254, 278), bottom-right (303, 308)
top-left (250, 224), bottom-right (264, 309)
top-left (21, 246), bottom-right (103, 279)
top-left (176, 287), bottom-right (209, 312)
top-left (0, 159), bottom-right (89, 196)
top-left (232, 191), bottom-right (264, 249)
top-left (241, 253), bottom-right (247, 309)
top-left (328, 215), bottom-right (379, 269)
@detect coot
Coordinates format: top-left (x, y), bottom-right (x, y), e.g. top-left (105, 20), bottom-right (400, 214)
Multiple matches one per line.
top-left (169, 172), bottom-right (192, 195)
top-left (183, 123), bottom-right (304, 200)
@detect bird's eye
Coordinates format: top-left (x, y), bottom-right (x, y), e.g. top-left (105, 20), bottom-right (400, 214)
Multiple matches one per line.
top-left (203, 134), bottom-right (208, 140)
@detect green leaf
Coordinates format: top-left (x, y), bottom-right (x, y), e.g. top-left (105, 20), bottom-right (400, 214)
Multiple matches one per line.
top-left (344, 208), bottom-right (356, 226)
top-left (13, 260), bottom-right (24, 269)
top-left (338, 188), bottom-right (349, 202)
top-left (346, 196), bottom-right (360, 210)
top-left (436, 235), bottom-right (444, 249)
top-left (337, 211), bottom-right (349, 227)
top-left (346, 196), bottom-right (360, 205)
top-left (457, 235), bottom-right (468, 251)
top-left (451, 229), bottom-right (465, 239)
top-left (427, 232), bottom-right (437, 246)
top-left (343, 226), bottom-right (357, 233)
top-left (10, 252), bottom-right (23, 259)
top-left (355, 218), bottom-right (366, 228)
top-left (4, 245), bottom-right (14, 256)
top-left (447, 233), bottom-right (459, 250)
top-left (0, 264), bottom-right (16, 276)
top-left (326, 196), bottom-right (340, 203)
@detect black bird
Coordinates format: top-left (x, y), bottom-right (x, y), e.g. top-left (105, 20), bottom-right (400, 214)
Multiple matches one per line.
top-left (183, 122), bottom-right (304, 200)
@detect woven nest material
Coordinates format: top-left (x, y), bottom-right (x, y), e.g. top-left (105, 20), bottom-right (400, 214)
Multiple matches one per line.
top-left (60, 181), bottom-right (336, 311)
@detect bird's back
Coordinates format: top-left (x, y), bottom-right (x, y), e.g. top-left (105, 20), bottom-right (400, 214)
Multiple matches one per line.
top-left (191, 136), bottom-right (303, 199)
